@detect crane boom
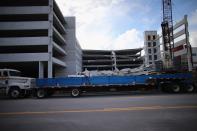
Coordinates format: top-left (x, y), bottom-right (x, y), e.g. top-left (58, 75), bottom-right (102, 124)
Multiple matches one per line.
top-left (161, 0), bottom-right (174, 69)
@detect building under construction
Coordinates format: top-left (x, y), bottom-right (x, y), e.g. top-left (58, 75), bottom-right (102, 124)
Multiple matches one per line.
top-left (144, 31), bottom-right (161, 71)
top-left (82, 48), bottom-right (143, 71)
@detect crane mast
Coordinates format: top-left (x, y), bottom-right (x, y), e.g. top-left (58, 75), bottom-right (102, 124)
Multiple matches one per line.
top-left (161, 0), bottom-right (174, 69)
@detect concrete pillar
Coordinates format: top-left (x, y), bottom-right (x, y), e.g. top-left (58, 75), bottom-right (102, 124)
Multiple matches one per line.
top-left (111, 51), bottom-right (117, 71)
top-left (39, 61), bottom-right (44, 78)
top-left (185, 15), bottom-right (193, 71)
top-left (48, 0), bottom-right (53, 78)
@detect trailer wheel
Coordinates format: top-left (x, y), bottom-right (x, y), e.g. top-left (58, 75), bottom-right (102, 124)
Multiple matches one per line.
top-left (9, 87), bottom-right (21, 99)
top-left (71, 88), bottom-right (81, 97)
top-left (171, 84), bottom-right (181, 93)
top-left (159, 83), bottom-right (170, 93)
top-left (185, 84), bottom-right (195, 93)
top-left (36, 89), bottom-right (46, 98)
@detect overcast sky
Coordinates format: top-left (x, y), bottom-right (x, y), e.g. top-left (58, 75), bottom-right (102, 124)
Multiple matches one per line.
top-left (56, 0), bottom-right (197, 50)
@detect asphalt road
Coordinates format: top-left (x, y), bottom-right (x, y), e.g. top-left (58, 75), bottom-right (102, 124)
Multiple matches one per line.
top-left (0, 93), bottom-right (197, 131)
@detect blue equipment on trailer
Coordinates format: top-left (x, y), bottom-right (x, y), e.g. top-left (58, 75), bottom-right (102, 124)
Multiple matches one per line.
top-left (35, 73), bottom-right (195, 98)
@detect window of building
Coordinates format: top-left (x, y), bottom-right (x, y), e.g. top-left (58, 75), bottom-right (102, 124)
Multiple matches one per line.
top-left (153, 35), bottom-right (156, 40)
top-left (149, 62), bottom-right (152, 64)
top-left (192, 53), bottom-right (196, 56)
top-left (148, 49), bottom-right (151, 54)
top-left (148, 42), bottom-right (151, 47)
top-left (153, 42), bottom-right (156, 47)
top-left (154, 55), bottom-right (157, 60)
top-left (154, 48), bottom-right (157, 53)
top-left (148, 35), bottom-right (151, 40)
top-left (149, 55), bottom-right (152, 60)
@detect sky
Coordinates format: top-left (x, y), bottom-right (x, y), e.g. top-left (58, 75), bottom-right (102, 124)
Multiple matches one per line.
top-left (56, 0), bottom-right (197, 50)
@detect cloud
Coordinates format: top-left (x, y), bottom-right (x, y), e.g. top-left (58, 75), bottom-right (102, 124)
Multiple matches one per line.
top-left (78, 27), bottom-right (113, 50)
top-left (189, 9), bottom-right (197, 47)
top-left (56, 0), bottom-right (123, 49)
top-left (78, 28), bottom-right (143, 50)
top-left (190, 9), bottom-right (197, 26)
top-left (190, 31), bottom-right (197, 47)
top-left (56, 0), bottom-right (147, 50)
top-left (56, 0), bottom-right (123, 26)
top-left (111, 29), bottom-right (143, 50)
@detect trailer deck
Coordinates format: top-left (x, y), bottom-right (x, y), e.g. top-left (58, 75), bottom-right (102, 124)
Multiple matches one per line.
top-left (34, 73), bottom-right (194, 98)
top-left (36, 73), bottom-right (192, 88)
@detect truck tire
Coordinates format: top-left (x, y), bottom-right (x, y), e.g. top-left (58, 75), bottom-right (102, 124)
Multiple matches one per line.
top-left (71, 88), bottom-right (81, 97)
top-left (185, 84), bottom-right (195, 93)
top-left (171, 84), bottom-right (181, 93)
top-left (159, 83), bottom-right (170, 93)
top-left (9, 87), bottom-right (21, 99)
top-left (195, 83), bottom-right (197, 93)
top-left (36, 89), bottom-right (46, 99)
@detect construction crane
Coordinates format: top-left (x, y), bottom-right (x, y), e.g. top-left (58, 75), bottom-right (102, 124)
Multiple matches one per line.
top-left (161, 0), bottom-right (174, 69)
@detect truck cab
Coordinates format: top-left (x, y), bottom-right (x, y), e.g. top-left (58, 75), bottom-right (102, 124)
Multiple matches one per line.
top-left (0, 69), bottom-right (35, 98)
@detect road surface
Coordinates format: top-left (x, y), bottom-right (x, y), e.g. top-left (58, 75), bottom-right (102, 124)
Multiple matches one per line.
top-left (0, 93), bottom-right (197, 131)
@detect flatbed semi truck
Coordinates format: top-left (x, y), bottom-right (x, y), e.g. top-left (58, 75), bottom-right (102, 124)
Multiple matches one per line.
top-left (34, 72), bottom-right (196, 98)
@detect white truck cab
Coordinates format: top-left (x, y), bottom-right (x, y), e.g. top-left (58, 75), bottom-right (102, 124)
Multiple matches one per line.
top-left (0, 69), bottom-right (35, 98)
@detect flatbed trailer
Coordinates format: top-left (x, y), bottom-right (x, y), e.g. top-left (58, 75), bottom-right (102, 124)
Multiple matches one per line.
top-left (34, 73), bottom-right (196, 98)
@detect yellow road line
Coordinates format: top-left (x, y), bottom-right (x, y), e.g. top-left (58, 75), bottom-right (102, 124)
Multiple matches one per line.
top-left (0, 105), bottom-right (197, 116)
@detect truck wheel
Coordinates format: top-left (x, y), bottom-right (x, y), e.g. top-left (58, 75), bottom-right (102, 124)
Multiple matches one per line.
top-left (36, 89), bottom-right (46, 98)
top-left (9, 88), bottom-right (21, 99)
top-left (171, 84), bottom-right (181, 93)
top-left (159, 83), bottom-right (170, 93)
top-left (185, 85), bottom-right (195, 93)
top-left (71, 88), bottom-right (80, 97)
